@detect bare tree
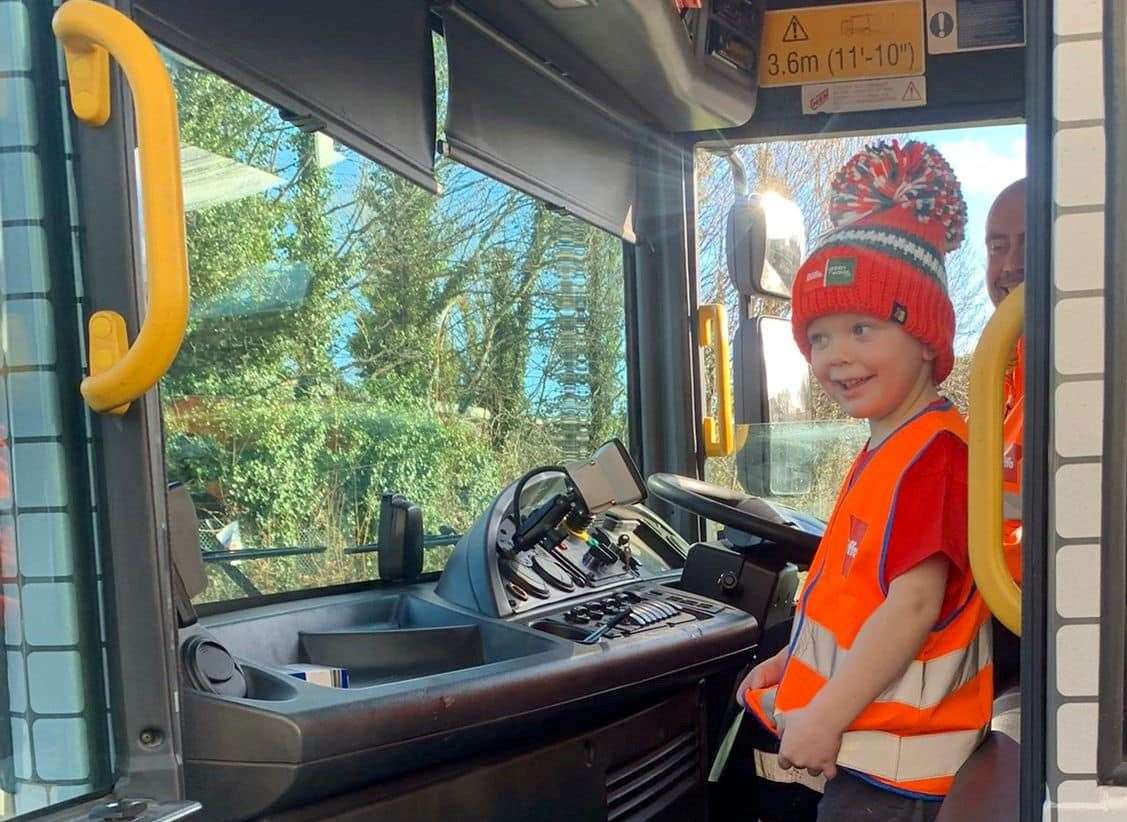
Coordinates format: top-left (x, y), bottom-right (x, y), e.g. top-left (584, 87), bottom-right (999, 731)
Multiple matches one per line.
top-left (696, 135), bottom-right (987, 421)
top-left (696, 137), bottom-right (873, 325)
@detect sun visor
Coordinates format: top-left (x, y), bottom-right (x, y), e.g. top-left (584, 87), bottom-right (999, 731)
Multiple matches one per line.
top-left (442, 5), bottom-right (642, 241)
top-left (132, 0), bottom-right (437, 192)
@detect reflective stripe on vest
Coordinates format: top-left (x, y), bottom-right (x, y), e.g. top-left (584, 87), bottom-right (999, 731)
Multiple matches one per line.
top-left (837, 728), bottom-right (987, 785)
top-left (745, 403), bottom-right (993, 797)
top-left (750, 688), bottom-right (986, 789)
top-left (788, 618), bottom-right (992, 710)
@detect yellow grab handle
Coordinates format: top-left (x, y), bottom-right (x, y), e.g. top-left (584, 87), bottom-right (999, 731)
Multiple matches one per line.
top-left (54, 0), bottom-right (189, 415)
top-left (698, 303), bottom-right (738, 458)
top-left (968, 283), bottom-right (1024, 635)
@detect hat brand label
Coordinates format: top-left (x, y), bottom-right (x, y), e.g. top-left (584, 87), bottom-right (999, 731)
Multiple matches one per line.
top-left (825, 257), bottom-right (856, 286)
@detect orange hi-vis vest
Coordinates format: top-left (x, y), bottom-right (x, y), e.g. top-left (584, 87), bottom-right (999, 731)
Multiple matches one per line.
top-left (745, 403), bottom-right (993, 798)
top-left (1002, 337), bottom-right (1024, 584)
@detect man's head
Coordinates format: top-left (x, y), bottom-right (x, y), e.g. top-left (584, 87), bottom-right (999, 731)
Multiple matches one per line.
top-left (985, 178), bottom-right (1026, 307)
top-left (790, 141), bottom-right (966, 385)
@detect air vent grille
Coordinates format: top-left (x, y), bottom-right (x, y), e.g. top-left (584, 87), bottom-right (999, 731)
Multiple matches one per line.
top-left (606, 729), bottom-right (700, 821)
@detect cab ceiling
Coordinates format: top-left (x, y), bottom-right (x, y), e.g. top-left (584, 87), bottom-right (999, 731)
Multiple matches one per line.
top-left (456, 0), bottom-right (760, 132)
top-left (473, 0), bottom-right (1026, 142)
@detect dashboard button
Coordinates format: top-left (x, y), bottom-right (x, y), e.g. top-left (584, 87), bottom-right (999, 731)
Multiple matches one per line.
top-left (500, 559), bottom-right (550, 599)
top-left (532, 554), bottom-right (575, 592)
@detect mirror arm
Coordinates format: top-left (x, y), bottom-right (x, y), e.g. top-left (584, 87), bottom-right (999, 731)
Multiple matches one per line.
top-left (726, 152), bottom-right (748, 199)
top-left (725, 151), bottom-right (748, 198)
top-left (707, 147), bottom-right (748, 199)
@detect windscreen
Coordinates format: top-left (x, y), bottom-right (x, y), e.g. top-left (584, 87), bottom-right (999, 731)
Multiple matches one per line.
top-left (160, 38), bottom-right (630, 605)
top-left (695, 125), bottom-right (1025, 520)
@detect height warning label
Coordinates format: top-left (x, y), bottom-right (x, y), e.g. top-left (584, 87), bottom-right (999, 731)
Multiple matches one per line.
top-left (759, 0), bottom-right (926, 88)
top-left (802, 76), bottom-right (928, 115)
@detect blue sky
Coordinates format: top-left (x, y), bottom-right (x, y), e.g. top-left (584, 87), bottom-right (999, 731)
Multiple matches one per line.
top-left (924, 123), bottom-right (1026, 249)
top-left (909, 123), bottom-right (1026, 323)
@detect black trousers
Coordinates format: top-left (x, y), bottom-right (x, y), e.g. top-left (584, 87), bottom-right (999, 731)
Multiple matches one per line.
top-left (817, 771), bottom-right (941, 821)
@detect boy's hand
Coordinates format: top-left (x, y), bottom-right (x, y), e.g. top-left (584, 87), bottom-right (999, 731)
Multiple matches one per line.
top-left (736, 649), bottom-right (787, 708)
top-left (776, 705), bottom-right (844, 779)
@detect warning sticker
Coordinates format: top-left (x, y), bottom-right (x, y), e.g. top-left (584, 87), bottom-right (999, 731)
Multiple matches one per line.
top-left (802, 76), bottom-right (928, 115)
top-left (783, 16), bottom-right (809, 43)
top-left (759, 0), bottom-right (925, 88)
top-left (925, 0), bottom-right (1024, 55)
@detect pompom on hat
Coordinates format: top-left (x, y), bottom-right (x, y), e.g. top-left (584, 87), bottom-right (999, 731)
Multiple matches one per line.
top-left (791, 140), bottom-right (967, 383)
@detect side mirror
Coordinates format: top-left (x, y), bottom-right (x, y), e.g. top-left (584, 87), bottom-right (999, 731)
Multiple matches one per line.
top-left (726, 192), bottom-right (806, 301)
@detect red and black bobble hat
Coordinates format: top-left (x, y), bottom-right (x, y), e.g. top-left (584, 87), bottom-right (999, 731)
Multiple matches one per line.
top-left (790, 140), bottom-right (967, 383)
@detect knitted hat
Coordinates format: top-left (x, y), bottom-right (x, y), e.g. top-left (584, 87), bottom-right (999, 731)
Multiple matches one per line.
top-left (791, 140), bottom-right (967, 383)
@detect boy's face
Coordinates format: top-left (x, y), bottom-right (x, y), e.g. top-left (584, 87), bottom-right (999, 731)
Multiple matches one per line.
top-left (806, 313), bottom-right (936, 422)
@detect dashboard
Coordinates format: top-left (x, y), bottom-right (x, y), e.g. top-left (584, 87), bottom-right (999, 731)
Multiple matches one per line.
top-left (174, 442), bottom-right (778, 820)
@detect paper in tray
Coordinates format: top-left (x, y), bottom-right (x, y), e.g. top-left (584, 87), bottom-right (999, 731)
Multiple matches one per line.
top-left (282, 663), bottom-right (350, 688)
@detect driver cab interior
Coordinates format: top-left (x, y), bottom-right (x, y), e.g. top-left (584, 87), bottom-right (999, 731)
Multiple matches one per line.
top-left (69, 1), bottom-right (1034, 819)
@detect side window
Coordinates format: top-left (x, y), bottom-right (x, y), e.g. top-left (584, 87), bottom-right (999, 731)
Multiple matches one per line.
top-left (0, 0), bottom-right (112, 813)
top-left (161, 40), bottom-right (629, 605)
top-left (695, 127), bottom-right (1023, 518)
top-left (755, 317), bottom-right (866, 519)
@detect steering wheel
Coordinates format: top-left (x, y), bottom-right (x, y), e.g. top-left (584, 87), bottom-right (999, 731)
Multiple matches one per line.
top-left (646, 473), bottom-right (821, 554)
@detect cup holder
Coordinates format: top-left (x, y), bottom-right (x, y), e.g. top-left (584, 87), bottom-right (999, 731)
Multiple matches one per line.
top-left (182, 636), bottom-right (297, 701)
top-left (184, 636), bottom-right (247, 697)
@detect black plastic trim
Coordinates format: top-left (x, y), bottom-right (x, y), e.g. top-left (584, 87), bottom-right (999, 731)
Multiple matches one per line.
top-left (1098, 0), bottom-right (1127, 787)
top-left (735, 315), bottom-right (773, 497)
top-left (1022, 0), bottom-right (1053, 813)
top-left (631, 140), bottom-right (702, 543)
top-left (623, 239), bottom-right (645, 476)
top-left (68, 0), bottom-right (185, 799)
top-left (685, 146), bottom-right (705, 488)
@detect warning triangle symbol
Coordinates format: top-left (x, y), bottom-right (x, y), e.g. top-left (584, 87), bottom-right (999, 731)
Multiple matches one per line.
top-left (782, 15), bottom-right (809, 43)
top-left (902, 81), bottom-right (922, 102)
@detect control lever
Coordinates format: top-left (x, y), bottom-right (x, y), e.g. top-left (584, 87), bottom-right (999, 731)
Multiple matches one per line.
top-left (616, 533), bottom-right (638, 568)
top-left (578, 607), bottom-right (633, 644)
top-left (547, 545), bottom-right (591, 586)
top-left (587, 540), bottom-right (619, 566)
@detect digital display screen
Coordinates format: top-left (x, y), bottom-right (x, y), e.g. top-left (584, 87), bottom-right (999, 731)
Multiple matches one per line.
top-left (956, 0), bottom-right (1024, 50)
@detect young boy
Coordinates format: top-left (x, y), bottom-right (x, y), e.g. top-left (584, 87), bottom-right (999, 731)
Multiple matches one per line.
top-left (741, 141), bottom-right (993, 820)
